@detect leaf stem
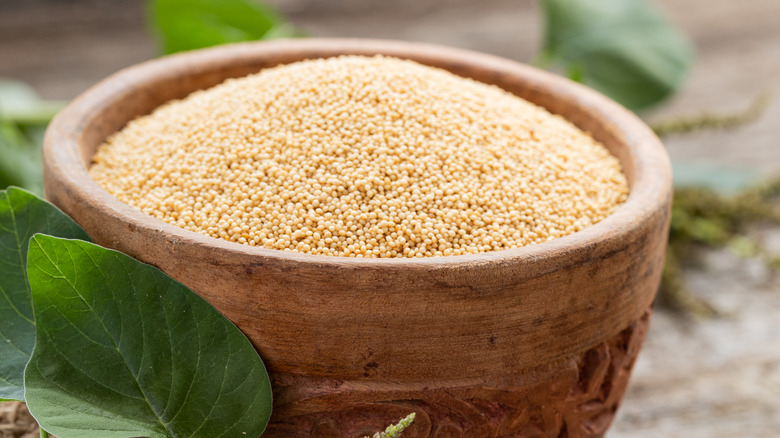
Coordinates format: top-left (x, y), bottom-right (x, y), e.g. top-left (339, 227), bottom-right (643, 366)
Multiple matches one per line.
top-left (40, 428), bottom-right (50, 438)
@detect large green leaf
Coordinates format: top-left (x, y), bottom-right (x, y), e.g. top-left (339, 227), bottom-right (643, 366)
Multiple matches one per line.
top-left (149, 0), bottom-right (298, 54)
top-left (540, 0), bottom-right (693, 110)
top-left (24, 235), bottom-right (272, 438)
top-left (0, 187), bottom-right (90, 401)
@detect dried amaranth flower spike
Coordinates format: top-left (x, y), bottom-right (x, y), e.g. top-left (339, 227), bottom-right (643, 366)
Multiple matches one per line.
top-left (365, 413), bottom-right (416, 438)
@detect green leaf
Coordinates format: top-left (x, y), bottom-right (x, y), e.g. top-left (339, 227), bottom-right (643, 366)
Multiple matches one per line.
top-left (0, 80), bottom-right (39, 115)
top-left (149, 0), bottom-right (298, 54)
top-left (672, 160), bottom-right (758, 194)
top-left (0, 187), bottom-right (90, 401)
top-left (0, 122), bottom-right (44, 194)
top-left (0, 79), bottom-right (60, 194)
top-left (540, 0), bottom-right (693, 110)
top-left (24, 235), bottom-right (272, 438)
top-left (0, 79), bottom-right (65, 124)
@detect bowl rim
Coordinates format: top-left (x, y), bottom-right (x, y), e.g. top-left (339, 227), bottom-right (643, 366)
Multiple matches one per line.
top-left (43, 37), bottom-right (671, 270)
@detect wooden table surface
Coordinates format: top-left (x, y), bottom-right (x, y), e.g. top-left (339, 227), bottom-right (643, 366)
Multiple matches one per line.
top-left (1, 0), bottom-right (779, 436)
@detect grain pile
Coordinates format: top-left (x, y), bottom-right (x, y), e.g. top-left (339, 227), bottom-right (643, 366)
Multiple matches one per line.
top-left (90, 55), bottom-right (628, 257)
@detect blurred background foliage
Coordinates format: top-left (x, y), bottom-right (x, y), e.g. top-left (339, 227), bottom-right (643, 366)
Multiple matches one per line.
top-left (538, 0), bottom-right (692, 110)
top-left (149, 0), bottom-right (299, 54)
top-left (0, 79), bottom-right (64, 195)
top-left (0, 0), bottom-right (775, 312)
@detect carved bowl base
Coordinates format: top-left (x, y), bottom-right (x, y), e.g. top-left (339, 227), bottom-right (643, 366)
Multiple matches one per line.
top-left (264, 310), bottom-right (651, 438)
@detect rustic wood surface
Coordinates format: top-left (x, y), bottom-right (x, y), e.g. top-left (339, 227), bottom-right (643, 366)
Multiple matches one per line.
top-left (1, 0), bottom-right (779, 437)
top-left (0, 402), bottom-right (36, 438)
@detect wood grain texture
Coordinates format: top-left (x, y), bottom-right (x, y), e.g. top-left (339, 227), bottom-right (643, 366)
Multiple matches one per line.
top-left (264, 310), bottom-right (651, 438)
top-left (41, 39), bottom-right (672, 435)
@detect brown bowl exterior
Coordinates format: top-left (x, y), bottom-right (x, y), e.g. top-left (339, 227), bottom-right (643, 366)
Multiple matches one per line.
top-left (43, 39), bottom-right (671, 437)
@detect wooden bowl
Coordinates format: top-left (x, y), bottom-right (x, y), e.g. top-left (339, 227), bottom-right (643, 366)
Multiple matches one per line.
top-left (43, 39), bottom-right (671, 438)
